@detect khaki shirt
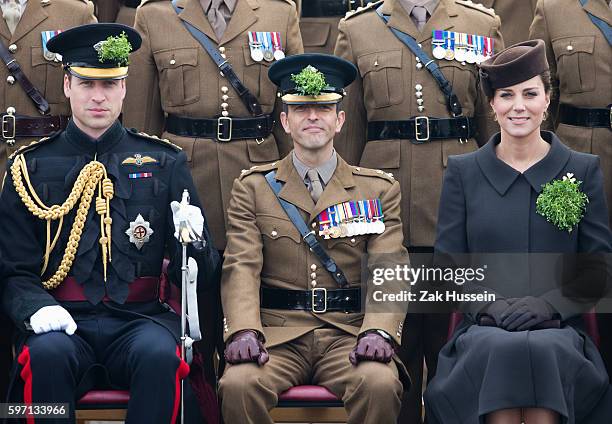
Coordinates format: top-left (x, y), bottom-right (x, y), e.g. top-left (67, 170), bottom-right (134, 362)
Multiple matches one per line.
top-left (0, 0), bottom-right (96, 170)
top-left (334, 0), bottom-right (503, 247)
top-left (221, 153), bottom-right (409, 347)
top-left (529, 0), bottom-right (612, 226)
top-left (123, 0), bottom-right (304, 249)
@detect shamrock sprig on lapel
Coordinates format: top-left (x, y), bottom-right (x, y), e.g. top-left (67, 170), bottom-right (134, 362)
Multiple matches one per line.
top-left (536, 173), bottom-right (588, 233)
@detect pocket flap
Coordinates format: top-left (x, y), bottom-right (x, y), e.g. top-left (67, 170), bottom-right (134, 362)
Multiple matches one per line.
top-left (552, 36), bottom-right (595, 58)
top-left (258, 215), bottom-right (301, 244)
top-left (300, 22), bottom-right (331, 47)
top-left (32, 47), bottom-right (60, 67)
top-left (153, 47), bottom-right (199, 69)
top-left (357, 50), bottom-right (402, 76)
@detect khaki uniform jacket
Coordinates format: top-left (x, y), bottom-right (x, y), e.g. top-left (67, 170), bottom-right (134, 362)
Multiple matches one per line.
top-left (474, 0), bottom-right (538, 47)
top-left (334, 0), bottom-right (503, 247)
top-left (0, 0), bottom-right (96, 170)
top-left (123, 0), bottom-right (304, 250)
top-left (92, 0), bottom-right (121, 21)
top-left (529, 0), bottom-right (612, 226)
top-left (220, 153), bottom-right (409, 348)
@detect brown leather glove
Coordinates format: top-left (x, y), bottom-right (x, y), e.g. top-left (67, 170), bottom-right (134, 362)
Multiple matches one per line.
top-left (349, 332), bottom-right (395, 366)
top-left (224, 330), bottom-right (269, 366)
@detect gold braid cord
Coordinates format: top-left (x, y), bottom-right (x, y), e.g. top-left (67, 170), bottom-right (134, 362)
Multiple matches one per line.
top-left (10, 154), bottom-right (114, 290)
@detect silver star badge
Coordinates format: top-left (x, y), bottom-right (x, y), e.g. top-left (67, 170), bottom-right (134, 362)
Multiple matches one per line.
top-left (125, 214), bottom-right (154, 250)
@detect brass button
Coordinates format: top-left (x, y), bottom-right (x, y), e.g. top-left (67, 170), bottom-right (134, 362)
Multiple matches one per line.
top-left (170, 59), bottom-right (176, 65)
top-left (355, 167), bottom-right (360, 171)
top-left (310, 280), bottom-right (317, 287)
top-left (350, 238), bottom-right (356, 243)
top-left (310, 264), bottom-right (317, 271)
top-left (566, 45), bottom-right (573, 51)
top-left (417, 99), bottom-right (424, 105)
top-left (415, 84), bottom-right (423, 91)
top-left (311, 222), bottom-right (317, 228)
top-left (310, 272), bottom-right (317, 279)
top-left (222, 95), bottom-right (229, 101)
top-left (221, 111), bottom-right (229, 117)
top-left (416, 63), bottom-right (423, 69)
top-left (271, 230), bottom-right (278, 237)
top-left (8, 44), bottom-right (17, 53)
top-left (415, 92), bottom-right (423, 98)
top-left (221, 86), bottom-right (229, 93)
top-left (220, 53), bottom-right (227, 59)
top-left (221, 102), bottom-right (228, 109)
top-left (6, 76), bottom-right (15, 85)
top-left (219, 46), bottom-right (226, 53)
top-left (418, 106), bottom-right (425, 112)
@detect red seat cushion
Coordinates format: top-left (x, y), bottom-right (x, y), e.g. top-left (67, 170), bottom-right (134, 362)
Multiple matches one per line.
top-left (278, 385), bottom-right (340, 402)
top-left (78, 390), bottom-right (130, 405)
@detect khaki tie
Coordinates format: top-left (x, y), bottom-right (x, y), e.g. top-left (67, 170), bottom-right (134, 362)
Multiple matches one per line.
top-left (2, 0), bottom-right (22, 35)
top-left (307, 169), bottom-right (324, 203)
top-left (411, 5), bottom-right (428, 32)
top-left (206, 0), bottom-right (229, 41)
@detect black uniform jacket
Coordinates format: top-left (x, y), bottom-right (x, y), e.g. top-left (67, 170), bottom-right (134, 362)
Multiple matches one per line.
top-left (0, 120), bottom-right (220, 339)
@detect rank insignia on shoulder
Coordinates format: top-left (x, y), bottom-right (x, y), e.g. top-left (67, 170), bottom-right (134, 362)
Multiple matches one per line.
top-left (317, 199), bottom-right (385, 239)
top-left (41, 30), bottom-right (63, 62)
top-left (432, 30), bottom-right (494, 64)
top-left (122, 153), bottom-right (158, 167)
top-left (126, 214), bottom-right (154, 250)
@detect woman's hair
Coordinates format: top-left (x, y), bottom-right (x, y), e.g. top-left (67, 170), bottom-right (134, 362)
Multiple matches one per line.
top-left (487, 70), bottom-right (552, 103)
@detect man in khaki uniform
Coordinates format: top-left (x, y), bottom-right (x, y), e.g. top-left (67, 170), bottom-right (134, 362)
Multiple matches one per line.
top-left (219, 53), bottom-right (409, 423)
top-left (473, 0), bottom-right (538, 46)
top-left (0, 0), bottom-right (95, 398)
top-left (529, 0), bottom-right (612, 384)
top-left (124, 0), bottom-right (303, 251)
top-left (0, 0), bottom-right (96, 169)
top-left (334, 0), bottom-right (503, 421)
top-left (92, 0), bottom-right (120, 21)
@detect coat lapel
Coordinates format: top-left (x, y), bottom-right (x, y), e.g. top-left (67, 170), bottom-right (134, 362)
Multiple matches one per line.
top-left (309, 157), bottom-right (356, 223)
top-left (11, 0), bottom-right (48, 45)
top-left (582, 0), bottom-right (612, 27)
top-left (418, 0), bottom-right (457, 44)
top-left (177, 0), bottom-right (218, 43)
top-left (384, 0), bottom-right (420, 42)
top-left (275, 155), bottom-right (315, 215)
top-left (219, 0), bottom-right (258, 46)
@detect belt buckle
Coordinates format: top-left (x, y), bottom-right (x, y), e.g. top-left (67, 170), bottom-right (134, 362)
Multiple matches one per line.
top-left (311, 287), bottom-right (327, 314)
top-left (2, 108), bottom-right (16, 145)
top-left (217, 116), bottom-right (233, 142)
top-left (414, 116), bottom-right (430, 142)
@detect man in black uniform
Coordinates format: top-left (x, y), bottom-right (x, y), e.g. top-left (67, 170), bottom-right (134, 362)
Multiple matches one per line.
top-left (0, 23), bottom-right (219, 423)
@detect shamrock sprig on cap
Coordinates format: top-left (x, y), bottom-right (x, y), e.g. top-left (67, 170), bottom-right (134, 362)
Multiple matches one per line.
top-left (95, 31), bottom-right (132, 67)
top-left (536, 173), bottom-right (588, 233)
top-left (291, 65), bottom-right (327, 96)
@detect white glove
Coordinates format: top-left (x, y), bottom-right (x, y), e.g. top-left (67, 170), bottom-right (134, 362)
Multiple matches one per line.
top-left (29, 305), bottom-right (77, 335)
top-left (171, 193), bottom-right (204, 242)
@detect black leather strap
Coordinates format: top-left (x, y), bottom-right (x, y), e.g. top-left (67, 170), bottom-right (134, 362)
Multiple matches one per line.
top-left (166, 114), bottom-right (274, 141)
top-left (171, 0), bottom-right (263, 117)
top-left (0, 41), bottom-right (50, 115)
top-left (1, 114), bottom-right (68, 142)
top-left (558, 104), bottom-right (611, 130)
top-left (376, 6), bottom-right (463, 117)
top-left (367, 116), bottom-right (475, 143)
top-left (261, 287), bottom-right (361, 313)
top-left (265, 171), bottom-right (349, 289)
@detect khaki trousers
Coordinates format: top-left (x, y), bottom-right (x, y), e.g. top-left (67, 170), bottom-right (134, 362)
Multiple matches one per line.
top-left (219, 328), bottom-right (403, 424)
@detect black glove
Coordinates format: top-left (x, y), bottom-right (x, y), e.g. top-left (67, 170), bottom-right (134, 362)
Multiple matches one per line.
top-left (479, 299), bottom-right (513, 326)
top-left (501, 296), bottom-right (554, 331)
top-left (224, 330), bottom-right (269, 366)
top-left (349, 332), bottom-right (395, 365)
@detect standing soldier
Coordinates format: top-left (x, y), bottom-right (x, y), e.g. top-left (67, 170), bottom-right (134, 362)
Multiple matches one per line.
top-left (122, 0), bottom-right (304, 403)
top-left (0, 0), bottom-right (96, 399)
top-left (92, 0), bottom-right (121, 22)
top-left (529, 0), bottom-right (612, 383)
top-left (115, 0), bottom-right (141, 26)
top-left (334, 0), bottom-right (503, 421)
top-left (473, 0), bottom-right (538, 47)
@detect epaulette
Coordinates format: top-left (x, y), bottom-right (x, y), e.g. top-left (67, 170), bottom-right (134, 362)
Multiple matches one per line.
top-left (8, 133), bottom-right (59, 162)
top-left (344, 0), bottom-right (383, 19)
top-left (238, 161), bottom-right (279, 179)
top-left (352, 165), bottom-right (395, 183)
top-left (127, 128), bottom-right (182, 152)
top-left (455, 0), bottom-right (496, 17)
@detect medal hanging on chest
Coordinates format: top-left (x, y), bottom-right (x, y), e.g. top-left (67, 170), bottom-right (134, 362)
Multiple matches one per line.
top-left (248, 32), bottom-right (264, 62)
top-left (432, 30), bottom-right (446, 60)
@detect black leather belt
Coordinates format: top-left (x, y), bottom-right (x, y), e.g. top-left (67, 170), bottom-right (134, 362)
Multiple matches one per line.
top-left (261, 287), bottom-right (361, 314)
top-left (367, 116), bottom-right (475, 144)
top-left (165, 114), bottom-right (274, 142)
top-left (558, 104), bottom-right (611, 130)
top-left (1, 114), bottom-right (69, 145)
